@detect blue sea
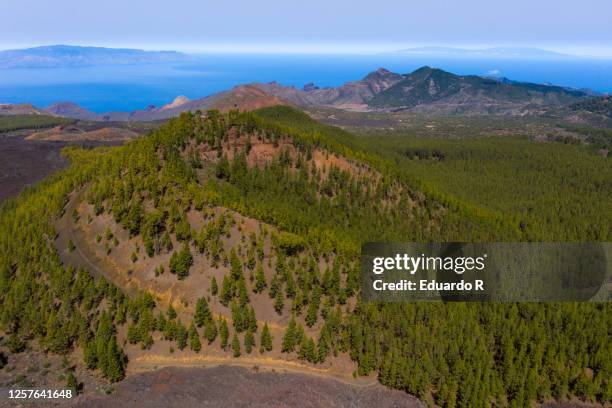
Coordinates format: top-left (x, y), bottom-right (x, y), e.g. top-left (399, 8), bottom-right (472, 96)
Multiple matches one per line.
top-left (1, 54), bottom-right (611, 113)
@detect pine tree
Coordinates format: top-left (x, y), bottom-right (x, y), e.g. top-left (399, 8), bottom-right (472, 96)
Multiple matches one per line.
top-left (295, 324), bottom-right (305, 346)
top-left (317, 334), bottom-right (329, 363)
top-left (247, 306), bottom-right (257, 332)
top-left (230, 248), bottom-right (243, 281)
top-left (238, 278), bottom-right (249, 305)
top-left (176, 321), bottom-right (187, 350)
top-left (204, 318), bottom-right (218, 344)
top-left (282, 315), bottom-right (297, 353)
top-left (231, 299), bottom-right (245, 332)
top-left (169, 251), bottom-right (179, 274)
top-left (194, 297), bottom-right (211, 327)
top-left (232, 333), bottom-right (241, 357)
top-left (221, 275), bottom-right (233, 306)
top-left (188, 322), bottom-right (201, 352)
top-left (247, 248), bottom-right (256, 271)
top-left (244, 328), bottom-right (255, 354)
top-left (83, 340), bottom-right (97, 369)
top-left (45, 312), bottom-right (70, 354)
top-left (163, 320), bottom-right (177, 341)
top-left (254, 264), bottom-right (266, 293)
top-left (95, 312), bottom-right (113, 375)
top-left (320, 298), bottom-right (331, 320)
top-left (156, 312), bottom-right (167, 332)
top-left (274, 287), bottom-right (284, 315)
top-left (305, 288), bottom-right (320, 327)
top-left (105, 338), bottom-right (125, 383)
top-left (220, 318), bottom-right (229, 350)
top-left (260, 323), bottom-right (273, 353)
top-left (269, 274), bottom-right (280, 299)
top-left (298, 336), bottom-right (315, 362)
top-left (176, 242), bottom-right (193, 279)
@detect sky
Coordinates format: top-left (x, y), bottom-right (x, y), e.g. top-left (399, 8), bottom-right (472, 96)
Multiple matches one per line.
top-left (2, 0), bottom-right (612, 56)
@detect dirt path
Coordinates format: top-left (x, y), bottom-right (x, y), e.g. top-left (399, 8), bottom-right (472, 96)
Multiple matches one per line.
top-left (130, 354), bottom-right (378, 388)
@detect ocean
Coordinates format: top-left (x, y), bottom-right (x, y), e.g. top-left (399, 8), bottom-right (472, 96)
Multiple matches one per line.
top-left (1, 54), bottom-right (611, 113)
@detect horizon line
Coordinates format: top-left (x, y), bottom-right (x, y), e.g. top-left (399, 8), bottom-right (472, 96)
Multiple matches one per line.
top-left (2, 42), bottom-right (612, 59)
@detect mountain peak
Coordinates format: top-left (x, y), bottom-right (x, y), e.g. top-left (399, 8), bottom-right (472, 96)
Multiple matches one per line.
top-left (411, 66), bottom-right (444, 74)
top-left (407, 66), bottom-right (457, 81)
top-left (364, 67), bottom-right (397, 80)
top-left (374, 67), bottom-right (392, 75)
top-left (161, 95), bottom-right (189, 111)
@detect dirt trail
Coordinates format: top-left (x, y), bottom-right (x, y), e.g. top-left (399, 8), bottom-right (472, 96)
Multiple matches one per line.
top-left (130, 354), bottom-right (377, 388)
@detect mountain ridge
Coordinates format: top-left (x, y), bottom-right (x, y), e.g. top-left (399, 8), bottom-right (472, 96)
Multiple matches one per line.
top-left (0, 66), bottom-right (595, 119)
top-left (254, 66), bottom-right (592, 114)
top-left (366, 66), bottom-right (589, 113)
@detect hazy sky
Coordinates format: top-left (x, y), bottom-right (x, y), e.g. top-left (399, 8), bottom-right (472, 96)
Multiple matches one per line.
top-left (2, 0), bottom-right (612, 55)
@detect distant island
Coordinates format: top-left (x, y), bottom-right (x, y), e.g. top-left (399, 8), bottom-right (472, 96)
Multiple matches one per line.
top-left (390, 46), bottom-right (571, 59)
top-left (0, 45), bottom-right (188, 68)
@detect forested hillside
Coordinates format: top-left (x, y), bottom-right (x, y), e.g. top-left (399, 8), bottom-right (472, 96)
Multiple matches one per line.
top-left (344, 132), bottom-right (611, 241)
top-left (0, 106), bottom-right (609, 407)
top-left (0, 114), bottom-right (75, 133)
